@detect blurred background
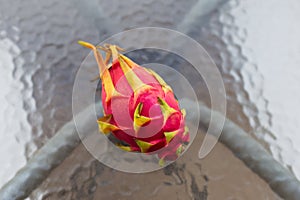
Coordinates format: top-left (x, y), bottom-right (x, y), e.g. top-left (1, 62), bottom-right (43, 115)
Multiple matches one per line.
top-left (0, 0), bottom-right (299, 199)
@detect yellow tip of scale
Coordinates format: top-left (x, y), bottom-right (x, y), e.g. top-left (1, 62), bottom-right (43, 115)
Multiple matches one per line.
top-left (78, 40), bottom-right (96, 49)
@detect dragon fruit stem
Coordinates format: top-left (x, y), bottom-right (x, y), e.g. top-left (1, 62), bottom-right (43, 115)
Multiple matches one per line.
top-left (78, 40), bottom-right (106, 77)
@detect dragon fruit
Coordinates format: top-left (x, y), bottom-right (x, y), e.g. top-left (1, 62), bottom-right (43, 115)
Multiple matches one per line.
top-left (78, 41), bottom-right (189, 165)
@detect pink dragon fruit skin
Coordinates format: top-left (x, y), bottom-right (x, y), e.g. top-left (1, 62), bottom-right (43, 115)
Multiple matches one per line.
top-left (78, 41), bottom-right (189, 164)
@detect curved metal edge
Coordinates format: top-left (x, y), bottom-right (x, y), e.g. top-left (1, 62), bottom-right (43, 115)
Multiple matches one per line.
top-left (1, 100), bottom-right (300, 200)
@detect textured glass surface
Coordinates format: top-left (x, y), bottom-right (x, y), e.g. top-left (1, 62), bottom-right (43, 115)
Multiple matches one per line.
top-left (193, 0), bottom-right (300, 180)
top-left (0, 0), bottom-right (299, 199)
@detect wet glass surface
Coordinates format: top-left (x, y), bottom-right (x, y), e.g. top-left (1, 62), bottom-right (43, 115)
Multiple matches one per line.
top-left (0, 0), bottom-right (299, 199)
